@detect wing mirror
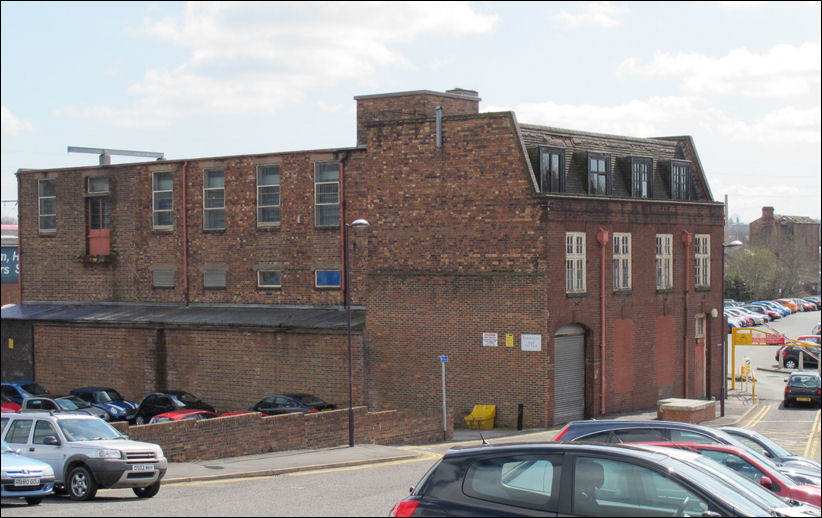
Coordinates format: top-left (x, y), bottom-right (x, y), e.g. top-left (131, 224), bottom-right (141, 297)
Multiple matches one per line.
top-left (43, 435), bottom-right (60, 446)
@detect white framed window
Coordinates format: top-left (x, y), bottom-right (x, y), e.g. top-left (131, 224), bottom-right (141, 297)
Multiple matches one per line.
top-left (203, 168), bottom-right (225, 230)
top-left (257, 270), bottom-right (282, 288)
top-left (257, 164), bottom-right (281, 226)
top-left (314, 162), bottom-right (340, 227)
top-left (566, 232), bottom-right (586, 294)
top-left (153, 171), bottom-right (173, 229)
top-left (38, 179), bottom-right (57, 232)
top-left (613, 233), bottom-right (631, 291)
top-left (656, 234), bottom-right (673, 290)
top-left (695, 234), bottom-right (710, 288)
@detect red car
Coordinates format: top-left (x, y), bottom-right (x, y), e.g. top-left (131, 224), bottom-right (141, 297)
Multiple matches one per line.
top-left (1, 395), bottom-right (21, 413)
top-left (147, 409), bottom-right (218, 424)
top-left (643, 442), bottom-right (820, 508)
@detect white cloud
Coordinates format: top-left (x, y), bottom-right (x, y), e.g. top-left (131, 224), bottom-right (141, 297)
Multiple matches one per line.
top-left (1, 106), bottom-right (35, 136)
top-left (708, 105), bottom-right (821, 144)
top-left (619, 41), bottom-right (821, 98)
top-left (551, 1), bottom-right (628, 28)
top-left (56, 2), bottom-right (497, 128)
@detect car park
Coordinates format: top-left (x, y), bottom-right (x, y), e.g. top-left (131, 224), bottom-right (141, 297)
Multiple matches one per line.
top-left (718, 426), bottom-right (821, 476)
top-left (388, 442), bottom-right (820, 517)
top-left (1, 412), bottom-right (167, 500)
top-left (70, 386), bottom-right (138, 422)
top-left (132, 390), bottom-right (216, 425)
top-left (783, 371), bottom-right (822, 408)
top-left (776, 342), bottom-right (820, 370)
top-left (1, 381), bottom-right (50, 406)
top-left (1, 439), bottom-right (55, 505)
top-left (249, 393), bottom-right (338, 415)
top-left (640, 442), bottom-right (820, 507)
top-left (148, 409), bottom-right (218, 424)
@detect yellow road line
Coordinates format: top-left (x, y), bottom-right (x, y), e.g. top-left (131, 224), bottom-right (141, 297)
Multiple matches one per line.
top-left (743, 404), bottom-right (771, 429)
top-left (287, 449), bottom-right (442, 477)
top-left (803, 410), bottom-right (821, 459)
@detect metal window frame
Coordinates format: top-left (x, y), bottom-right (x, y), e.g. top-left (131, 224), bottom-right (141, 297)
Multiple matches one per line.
top-left (587, 153), bottom-right (610, 195)
top-left (38, 179), bottom-right (57, 233)
top-left (152, 171), bottom-right (174, 230)
top-left (539, 147), bottom-right (565, 193)
top-left (203, 168), bottom-right (226, 230)
top-left (256, 164), bottom-right (281, 227)
top-left (612, 232), bottom-right (632, 291)
top-left (631, 157), bottom-right (653, 199)
top-left (694, 234), bottom-right (711, 288)
top-left (314, 161), bottom-right (340, 228)
top-left (671, 160), bottom-right (691, 201)
top-left (257, 269), bottom-right (282, 288)
top-left (656, 234), bottom-right (673, 289)
top-left (314, 269), bottom-right (341, 289)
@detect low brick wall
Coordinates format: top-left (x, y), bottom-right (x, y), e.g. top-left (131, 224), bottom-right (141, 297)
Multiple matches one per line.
top-left (656, 398), bottom-right (718, 424)
top-left (111, 407), bottom-right (453, 462)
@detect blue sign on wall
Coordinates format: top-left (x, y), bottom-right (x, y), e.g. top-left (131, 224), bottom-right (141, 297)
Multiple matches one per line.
top-left (1, 246), bottom-right (19, 283)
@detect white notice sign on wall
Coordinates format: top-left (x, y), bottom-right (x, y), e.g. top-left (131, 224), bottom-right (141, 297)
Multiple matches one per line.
top-left (521, 334), bottom-right (542, 351)
top-left (482, 332), bottom-right (498, 347)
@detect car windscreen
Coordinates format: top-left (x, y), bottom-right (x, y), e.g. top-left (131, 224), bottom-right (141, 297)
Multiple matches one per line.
top-left (61, 396), bottom-right (92, 409)
top-left (294, 395), bottom-right (327, 406)
top-left (58, 419), bottom-right (122, 441)
top-left (175, 392), bottom-right (202, 404)
top-left (56, 398), bottom-right (82, 410)
top-left (99, 389), bottom-right (124, 402)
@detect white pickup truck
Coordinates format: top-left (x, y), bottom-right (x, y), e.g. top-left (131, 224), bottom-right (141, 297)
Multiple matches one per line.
top-left (1, 411), bottom-right (167, 500)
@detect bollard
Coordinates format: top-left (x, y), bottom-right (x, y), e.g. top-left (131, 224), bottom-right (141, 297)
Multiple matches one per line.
top-left (517, 404), bottom-right (524, 431)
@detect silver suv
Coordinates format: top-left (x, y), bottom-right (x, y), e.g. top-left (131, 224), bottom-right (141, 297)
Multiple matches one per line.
top-left (1, 412), bottom-right (167, 500)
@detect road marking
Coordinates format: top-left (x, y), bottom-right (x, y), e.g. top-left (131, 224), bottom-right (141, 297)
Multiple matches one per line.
top-left (804, 410), bottom-right (821, 459)
top-left (742, 404), bottom-right (771, 429)
top-left (286, 447), bottom-right (442, 477)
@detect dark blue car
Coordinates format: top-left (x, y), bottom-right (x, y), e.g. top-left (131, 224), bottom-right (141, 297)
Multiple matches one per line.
top-left (1, 381), bottom-right (50, 405)
top-left (70, 386), bottom-right (138, 421)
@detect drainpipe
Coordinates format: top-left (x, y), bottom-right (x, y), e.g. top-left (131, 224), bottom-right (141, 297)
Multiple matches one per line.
top-left (15, 171), bottom-right (23, 304)
top-left (682, 231), bottom-right (693, 398)
top-left (435, 106), bottom-right (443, 148)
top-left (182, 161), bottom-right (189, 305)
top-left (596, 228), bottom-right (609, 415)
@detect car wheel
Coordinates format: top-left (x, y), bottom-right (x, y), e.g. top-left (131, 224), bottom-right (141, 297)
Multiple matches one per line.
top-left (68, 465), bottom-right (98, 501)
top-left (133, 480), bottom-right (161, 498)
top-left (24, 496), bottom-right (43, 505)
top-left (784, 358), bottom-right (798, 369)
top-left (135, 415), bottom-right (146, 425)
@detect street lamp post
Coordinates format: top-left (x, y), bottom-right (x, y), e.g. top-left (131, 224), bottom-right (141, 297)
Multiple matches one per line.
top-left (345, 218), bottom-right (369, 447)
top-left (720, 239), bottom-right (743, 417)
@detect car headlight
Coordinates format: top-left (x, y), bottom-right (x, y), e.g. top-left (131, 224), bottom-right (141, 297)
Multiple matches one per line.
top-left (42, 465), bottom-right (54, 477)
top-left (97, 449), bottom-right (123, 459)
top-left (1, 469), bottom-right (8, 478)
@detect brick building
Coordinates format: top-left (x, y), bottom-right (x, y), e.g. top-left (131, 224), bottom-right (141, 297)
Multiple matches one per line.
top-left (1, 88), bottom-right (725, 428)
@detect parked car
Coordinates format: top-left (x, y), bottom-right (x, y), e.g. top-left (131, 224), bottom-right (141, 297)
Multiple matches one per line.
top-left (19, 396), bottom-right (107, 420)
top-left (784, 371), bottom-right (822, 408)
top-left (1, 395), bottom-right (21, 413)
top-left (775, 342), bottom-right (820, 370)
top-left (792, 298), bottom-right (816, 312)
top-left (752, 300), bottom-right (792, 317)
top-left (718, 426), bottom-right (821, 475)
top-left (1, 412), bottom-right (167, 500)
top-left (724, 311), bottom-right (747, 329)
top-left (1, 439), bottom-right (55, 505)
top-left (642, 442), bottom-right (820, 507)
top-left (388, 442), bottom-right (820, 517)
top-left (554, 419), bottom-right (748, 446)
top-left (148, 409), bottom-right (218, 424)
top-left (775, 299), bottom-right (799, 313)
top-left (813, 321), bottom-right (821, 335)
top-left (249, 393), bottom-right (337, 415)
top-left (70, 386), bottom-right (138, 422)
top-left (132, 390), bottom-right (216, 425)
top-left (743, 304), bottom-right (780, 321)
top-left (0, 381), bottom-right (50, 406)
top-left (726, 307), bottom-right (765, 326)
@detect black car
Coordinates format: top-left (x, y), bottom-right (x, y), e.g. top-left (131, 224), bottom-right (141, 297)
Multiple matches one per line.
top-left (783, 371), bottom-right (822, 408)
top-left (249, 393), bottom-right (337, 416)
top-left (776, 343), bottom-right (820, 370)
top-left (389, 442), bottom-right (818, 517)
top-left (553, 419), bottom-right (746, 446)
top-left (132, 390), bottom-right (216, 425)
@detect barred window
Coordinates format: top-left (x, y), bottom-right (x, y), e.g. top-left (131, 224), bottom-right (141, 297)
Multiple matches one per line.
top-left (613, 233), bottom-right (631, 291)
top-left (566, 232), bottom-right (586, 294)
top-left (695, 234), bottom-right (710, 288)
top-left (656, 234), bottom-right (673, 290)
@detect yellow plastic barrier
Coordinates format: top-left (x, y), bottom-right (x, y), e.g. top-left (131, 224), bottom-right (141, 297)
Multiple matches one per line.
top-left (464, 405), bottom-right (496, 430)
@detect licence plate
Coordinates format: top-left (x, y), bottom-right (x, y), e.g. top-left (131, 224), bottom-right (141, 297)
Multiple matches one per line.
top-left (131, 464), bottom-right (155, 472)
top-left (797, 397), bottom-right (812, 402)
top-left (14, 477), bottom-right (40, 486)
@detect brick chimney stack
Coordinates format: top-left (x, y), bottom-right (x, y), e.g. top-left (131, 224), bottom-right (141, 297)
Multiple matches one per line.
top-left (762, 206), bottom-right (774, 220)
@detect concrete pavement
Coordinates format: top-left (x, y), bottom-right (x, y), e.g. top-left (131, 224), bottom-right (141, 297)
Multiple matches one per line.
top-left (162, 390), bottom-right (761, 485)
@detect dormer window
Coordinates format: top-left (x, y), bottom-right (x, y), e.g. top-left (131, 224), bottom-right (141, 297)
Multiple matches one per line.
top-left (671, 160), bottom-right (691, 201)
top-left (587, 153), bottom-right (610, 195)
top-left (631, 157), bottom-right (653, 199)
top-left (539, 147), bottom-right (564, 193)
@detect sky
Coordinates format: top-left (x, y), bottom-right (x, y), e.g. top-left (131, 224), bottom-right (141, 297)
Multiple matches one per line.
top-left (1, 1), bottom-right (820, 224)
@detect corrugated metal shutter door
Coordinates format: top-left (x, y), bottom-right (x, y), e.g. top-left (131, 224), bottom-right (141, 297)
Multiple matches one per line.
top-left (554, 325), bottom-right (585, 424)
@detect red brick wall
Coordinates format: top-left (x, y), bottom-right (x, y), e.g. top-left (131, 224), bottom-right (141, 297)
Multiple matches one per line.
top-left (33, 325), bottom-right (363, 412)
top-left (110, 407), bottom-right (452, 462)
